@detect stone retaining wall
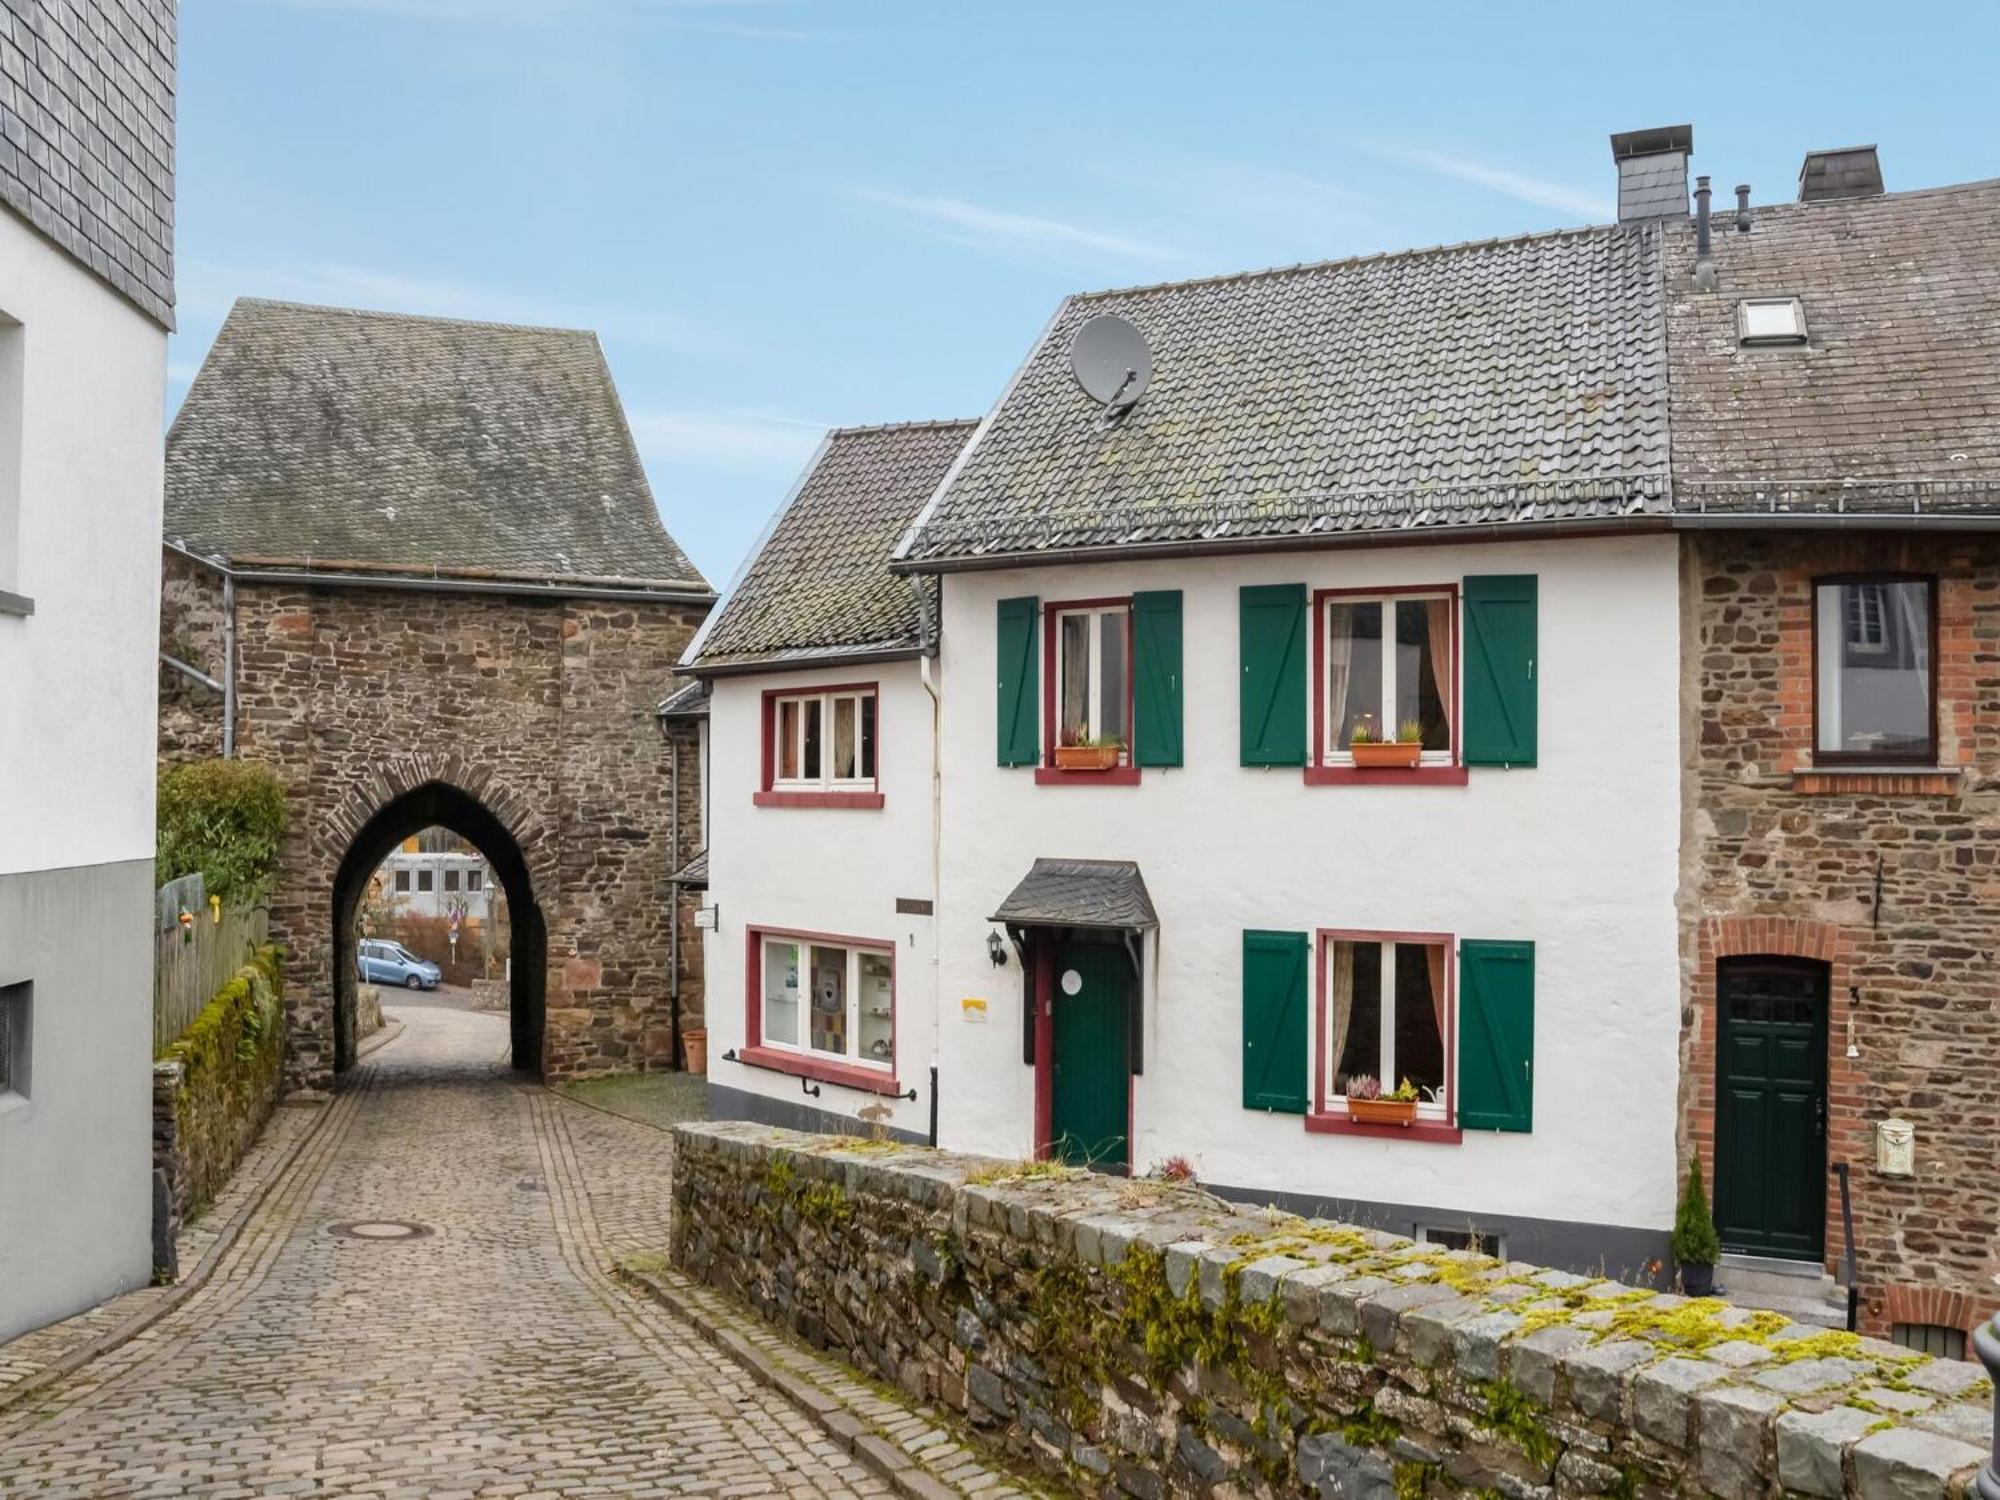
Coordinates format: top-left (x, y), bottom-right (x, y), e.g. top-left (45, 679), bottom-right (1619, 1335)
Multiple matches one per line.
top-left (152, 947), bottom-right (289, 1275)
top-left (672, 1122), bottom-right (1995, 1500)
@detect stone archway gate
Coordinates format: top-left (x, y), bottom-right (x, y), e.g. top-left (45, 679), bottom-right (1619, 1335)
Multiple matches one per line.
top-left (160, 556), bottom-right (710, 1089)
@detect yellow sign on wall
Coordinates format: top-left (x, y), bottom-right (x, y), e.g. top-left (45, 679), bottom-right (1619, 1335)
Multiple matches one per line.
top-left (960, 997), bottom-right (988, 1024)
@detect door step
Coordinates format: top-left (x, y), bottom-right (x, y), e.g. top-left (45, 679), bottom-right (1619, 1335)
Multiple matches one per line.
top-left (1715, 1255), bottom-right (1849, 1329)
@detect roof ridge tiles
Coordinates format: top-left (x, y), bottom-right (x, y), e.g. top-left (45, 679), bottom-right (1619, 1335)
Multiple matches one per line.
top-left (1067, 216), bottom-right (1643, 304)
top-left (230, 295), bottom-right (602, 340)
top-left (828, 417), bottom-right (983, 437)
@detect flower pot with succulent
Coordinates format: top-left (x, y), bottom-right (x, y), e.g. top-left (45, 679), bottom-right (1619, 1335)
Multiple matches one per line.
top-left (1671, 1156), bottom-right (1722, 1295)
top-left (1349, 717), bottom-right (1425, 769)
top-left (1344, 1074), bottom-right (1421, 1126)
top-left (1053, 729), bottom-right (1124, 772)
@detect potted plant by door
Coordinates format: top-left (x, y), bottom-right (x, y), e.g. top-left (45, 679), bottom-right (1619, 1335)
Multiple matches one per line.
top-left (1054, 728), bottom-right (1124, 772)
top-left (1345, 1074), bottom-right (1421, 1126)
top-left (1349, 717), bottom-right (1424, 770)
top-left (1672, 1156), bottom-right (1722, 1296)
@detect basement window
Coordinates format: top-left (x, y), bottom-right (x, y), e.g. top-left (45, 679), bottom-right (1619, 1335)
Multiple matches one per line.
top-left (1737, 297), bottom-right (1808, 346)
top-left (1892, 1322), bottom-right (1968, 1361)
top-left (0, 981), bottom-right (30, 1105)
top-left (1418, 1225), bottom-right (1505, 1258)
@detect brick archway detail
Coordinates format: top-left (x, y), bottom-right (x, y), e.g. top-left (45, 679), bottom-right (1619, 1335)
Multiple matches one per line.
top-left (1686, 915), bottom-right (1862, 1278)
top-left (1876, 1283), bottom-right (1990, 1345)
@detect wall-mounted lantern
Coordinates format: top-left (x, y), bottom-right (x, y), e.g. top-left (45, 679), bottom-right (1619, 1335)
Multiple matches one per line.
top-left (986, 929), bottom-right (1007, 968)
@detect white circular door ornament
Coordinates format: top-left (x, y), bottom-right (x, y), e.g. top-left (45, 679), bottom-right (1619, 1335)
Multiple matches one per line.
top-left (1060, 969), bottom-right (1083, 996)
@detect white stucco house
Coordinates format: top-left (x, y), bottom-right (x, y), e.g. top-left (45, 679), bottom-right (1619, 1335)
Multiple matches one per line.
top-left (683, 420), bottom-right (975, 1142)
top-left (690, 209), bottom-right (1684, 1277)
top-left (0, 2), bottom-right (178, 1341)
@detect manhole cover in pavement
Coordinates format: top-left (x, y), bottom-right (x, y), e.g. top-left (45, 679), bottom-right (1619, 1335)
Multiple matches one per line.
top-left (327, 1219), bottom-right (433, 1241)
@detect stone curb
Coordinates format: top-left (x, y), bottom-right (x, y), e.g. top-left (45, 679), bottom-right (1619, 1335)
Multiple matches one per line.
top-left (357, 1016), bottom-right (406, 1060)
top-left (616, 1264), bottom-right (1023, 1500)
top-left (0, 1031), bottom-right (405, 1418)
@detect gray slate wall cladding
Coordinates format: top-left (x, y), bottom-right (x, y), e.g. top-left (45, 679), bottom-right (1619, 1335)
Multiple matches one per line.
top-left (673, 1122), bottom-right (1995, 1500)
top-left (0, 0), bottom-right (176, 327)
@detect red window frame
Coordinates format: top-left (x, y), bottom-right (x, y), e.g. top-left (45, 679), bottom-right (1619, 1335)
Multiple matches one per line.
top-left (740, 924), bottom-right (902, 1094)
top-left (1307, 926), bottom-right (1461, 1144)
top-left (1036, 595), bottom-right (1141, 786)
top-left (1308, 583), bottom-right (1468, 787)
top-left (755, 681), bottom-right (885, 808)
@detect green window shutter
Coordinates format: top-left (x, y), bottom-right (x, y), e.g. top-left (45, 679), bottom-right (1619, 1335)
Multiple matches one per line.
top-left (1132, 590), bottom-right (1183, 768)
top-left (1458, 939), bottom-right (1534, 1132)
top-left (996, 596), bottom-right (1040, 766)
top-left (1239, 584), bottom-right (1307, 766)
top-left (1462, 575), bottom-right (1537, 767)
top-left (1242, 930), bottom-right (1309, 1114)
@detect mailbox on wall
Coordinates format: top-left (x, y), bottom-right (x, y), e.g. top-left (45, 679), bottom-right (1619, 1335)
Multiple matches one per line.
top-left (1877, 1118), bottom-right (1916, 1177)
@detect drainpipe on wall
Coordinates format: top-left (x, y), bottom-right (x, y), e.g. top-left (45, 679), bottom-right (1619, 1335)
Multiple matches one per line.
top-left (919, 605), bottom-right (943, 1148)
top-left (221, 572), bottom-right (237, 759)
top-left (667, 723), bottom-right (682, 1071)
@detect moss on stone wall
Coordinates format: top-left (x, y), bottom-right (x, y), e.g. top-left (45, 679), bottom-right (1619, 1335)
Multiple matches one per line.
top-left (154, 944), bottom-right (287, 1227)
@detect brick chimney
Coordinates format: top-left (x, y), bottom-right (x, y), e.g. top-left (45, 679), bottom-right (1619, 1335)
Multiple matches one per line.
top-left (1610, 125), bottom-right (1694, 223)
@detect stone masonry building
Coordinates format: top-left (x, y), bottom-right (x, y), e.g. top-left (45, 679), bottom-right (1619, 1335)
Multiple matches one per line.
top-left (160, 298), bottom-right (712, 1088)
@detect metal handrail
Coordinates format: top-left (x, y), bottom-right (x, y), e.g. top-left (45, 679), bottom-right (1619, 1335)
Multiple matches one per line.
top-left (1833, 1161), bottom-right (1858, 1333)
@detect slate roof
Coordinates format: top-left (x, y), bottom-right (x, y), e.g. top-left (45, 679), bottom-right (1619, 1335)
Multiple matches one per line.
top-left (1664, 178), bottom-right (2000, 517)
top-left (671, 849), bottom-right (707, 888)
top-left (687, 419), bottom-right (975, 672)
top-left (991, 859), bottom-right (1157, 931)
top-left (656, 677), bottom-right (711, 719)
top-left (0, 0), bottom-right (177, 327)
top-left (895, 224), bottom-right (1671, 568)
top-left (165, 299), bottom-right (709, 590)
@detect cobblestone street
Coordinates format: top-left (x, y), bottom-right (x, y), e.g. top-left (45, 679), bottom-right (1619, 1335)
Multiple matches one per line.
top-left (0, 1001), bottom-right (899, 1499)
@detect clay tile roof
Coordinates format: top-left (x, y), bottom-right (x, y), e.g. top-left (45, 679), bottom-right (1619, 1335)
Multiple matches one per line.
top-left (895, 223), bottom-right (1671, 568)
top-left (165, 299), bottom-right (709, 590)
top-left (686, 419), bottom-right (976, 672)
top-left (1665, 178), bottom-right (2000, 517)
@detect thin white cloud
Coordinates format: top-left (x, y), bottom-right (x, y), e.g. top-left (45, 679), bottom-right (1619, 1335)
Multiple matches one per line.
top-left (274, 0), bottom-right (781, 18)
top-left (853, 189), bottom-right (1184, 268)
top-left (1379, 146), bottom-right (1613, 223)
top-left (175, 258), bottom-right (735, 355)
top-left (627, 406), bottom-right (829, 472)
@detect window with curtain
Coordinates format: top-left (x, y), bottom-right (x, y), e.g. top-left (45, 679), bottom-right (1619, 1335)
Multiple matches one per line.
top-left (1813, 578), bottom-right (1932, 761)
top-left (1054, 604), bottom-right (1131, 754)
top-left (1325, 937), bottom-right (1449, 1112)
top-left (772, 688), bottom-right (879, 789)
top-left (1322, 592), bottom-right (1454, 761)
top-left (757, 933), bottom-right (895, 1069)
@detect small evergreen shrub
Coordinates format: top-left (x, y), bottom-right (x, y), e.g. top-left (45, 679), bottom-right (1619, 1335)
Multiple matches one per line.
top-left (1671, 1156), bottom-right (1722, 1266)
top-left (157, 759), bottom-right (287, 906)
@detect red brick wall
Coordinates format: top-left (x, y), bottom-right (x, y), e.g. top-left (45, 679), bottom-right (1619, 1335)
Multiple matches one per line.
top-left (157, 553), bottom-right (708, 1086)
top-left (1682, 531), bottom-right (2000, 1340)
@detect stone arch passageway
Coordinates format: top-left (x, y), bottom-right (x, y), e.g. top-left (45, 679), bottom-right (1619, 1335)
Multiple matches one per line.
top-left (331, 778), bottom-right (550, 1075)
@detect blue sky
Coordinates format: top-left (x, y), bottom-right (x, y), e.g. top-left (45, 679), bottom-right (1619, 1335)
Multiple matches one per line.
top-left (176, 1), bottom-right (2000, 586)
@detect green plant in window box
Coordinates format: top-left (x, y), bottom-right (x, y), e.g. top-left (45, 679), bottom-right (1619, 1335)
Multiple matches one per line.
top-left (1345, 1073), bottom-right (1420, 1127)
top-left (1350, 714), bottom-right (1423, 770)
top-left (1053, 724), bottom-right (1125, 772)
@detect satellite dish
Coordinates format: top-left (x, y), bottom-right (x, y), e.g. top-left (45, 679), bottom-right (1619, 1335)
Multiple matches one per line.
top-left (1069, 314), bottom-right (1152, 412)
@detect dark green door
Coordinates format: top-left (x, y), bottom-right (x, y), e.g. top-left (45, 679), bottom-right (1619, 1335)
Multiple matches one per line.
top-left (1715, 960), bottom-right (1828, 1259)
top-left (1051, 942), bottom-right (1131, 1171)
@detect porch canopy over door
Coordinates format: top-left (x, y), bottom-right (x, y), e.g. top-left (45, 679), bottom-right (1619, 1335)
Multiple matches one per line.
top-left (992, 857), bottom-right (1155, 1071)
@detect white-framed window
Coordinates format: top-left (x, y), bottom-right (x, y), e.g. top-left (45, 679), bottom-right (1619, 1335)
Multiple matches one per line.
top-left (772, 689), bottom-right (878, 790)
top-left (467, 869), bottom-right (483, 892)
top-left (394, 869), bottom-right (410, 893)
top-left (1054, 602), bottom-right (1130, 754)
top-left (444, 868), bottom-right (460, 892)
top-left (1324, 936), bottom-right (1450, 1116)
top-left (1813, 576), bottom-right (1933, 761)
top-left (417, 868), bottom-right (433, 892)
top-left (757, 934), bottom-right (894, 1069)
top-left (1321, 591), bottom-right (1455, 763)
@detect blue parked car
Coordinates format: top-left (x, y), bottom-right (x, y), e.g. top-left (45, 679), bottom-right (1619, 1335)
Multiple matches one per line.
top-left (358, 939), bottom-right (442, 990)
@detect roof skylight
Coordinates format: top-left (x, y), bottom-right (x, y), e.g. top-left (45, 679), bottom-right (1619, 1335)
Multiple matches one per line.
top-left (1738, 296), bottom-right (1808, 346)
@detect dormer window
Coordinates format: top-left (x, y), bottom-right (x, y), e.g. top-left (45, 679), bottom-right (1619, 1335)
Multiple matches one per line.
top-left (1738, 297), bottom-right (1807, 346)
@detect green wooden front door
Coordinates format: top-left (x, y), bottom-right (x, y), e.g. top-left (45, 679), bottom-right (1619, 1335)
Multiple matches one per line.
top-left (1051, 942), bottom-right (1130, 1171)
top-left (1715, 960), bottom-right (1828, 1259)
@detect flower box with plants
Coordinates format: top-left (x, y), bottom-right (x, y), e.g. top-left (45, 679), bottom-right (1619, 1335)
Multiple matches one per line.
top-left (1348, 717), bottom-right (1425, 770)
top-left (1672, 1156), bottom-right (1722, 1296)
top-left (1344, 1074), bottom-right (1421, 1126)
top-left (1053, 729), bottom-right (1125, 772)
